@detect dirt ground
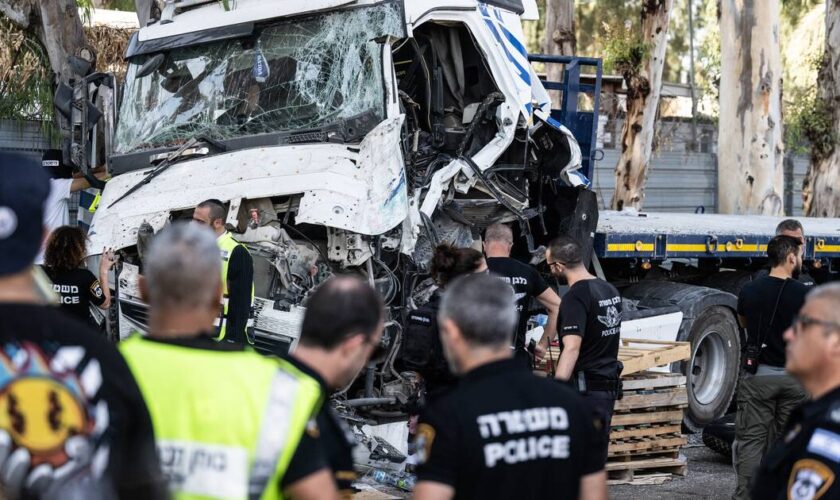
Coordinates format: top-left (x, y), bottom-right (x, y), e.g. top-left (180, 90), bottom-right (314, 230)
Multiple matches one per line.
top-left (610, 443), bottom-right (735, 500)
top-left (354, 439), bottom-right (736, 499)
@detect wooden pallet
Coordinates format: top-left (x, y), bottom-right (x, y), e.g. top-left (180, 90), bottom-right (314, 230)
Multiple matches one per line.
top-left (611, 422), bottom-right (682, 440)
top-left (540, 339), bottom-right (690, 376)
top-left (612, 408), bottom-right (685, 427)
top-left (606, 455), bottom-right (688, 485)
top-left (609, 433), bottom-right (687, 456)
top-left (622, 372), bottom-right (687, 391)
top-left (615, 386), bottom-right (689, 411)
top-left (618, 339), bottom-right (691, 375)
top-left (605, 370), bottom-right (690, 485)
top-left (607, 454), bottom-right (687, 473)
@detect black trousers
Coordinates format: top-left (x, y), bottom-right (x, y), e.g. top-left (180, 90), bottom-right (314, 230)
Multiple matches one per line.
top-left (581, 391), bottom-right (616, 468)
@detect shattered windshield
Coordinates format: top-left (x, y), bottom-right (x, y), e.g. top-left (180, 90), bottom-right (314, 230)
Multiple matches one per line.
top-left (114, 2), bottom-right (404, 153)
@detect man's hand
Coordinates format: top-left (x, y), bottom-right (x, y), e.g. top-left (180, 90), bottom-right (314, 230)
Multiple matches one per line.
top-left (534, 336), bottom-right (551, 362)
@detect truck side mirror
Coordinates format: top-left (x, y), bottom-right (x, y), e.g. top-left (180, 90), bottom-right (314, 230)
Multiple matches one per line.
top-left (54, 83), bottom-right (74, 120)
top-left (68, 55), bottom-right (93, 78)
top-left (136, 54), bottom-right (165, 79)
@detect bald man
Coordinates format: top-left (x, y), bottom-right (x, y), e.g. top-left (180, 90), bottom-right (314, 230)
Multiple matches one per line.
top-left (483, 223), bottom-right (560, 366)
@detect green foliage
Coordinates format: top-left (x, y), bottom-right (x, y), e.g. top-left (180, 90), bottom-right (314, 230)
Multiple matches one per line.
top-left (576, 0), bottom-right (642, 61)
top-left (785, 85), bottom-right (836, 159)
top-left (781, 0), bottom-right (824, 26)
top-left (0, 0), bottom-right (95, 123)
top-left (87, 0), bottom-right (135, 10)
top-left (0, 18), bottom-right (54, 122)
top-left (77, 0), bottom-right (94, 24)
top-left (602, 21), bottom-right (648, 75)
top-left (523, 0), bottom-right (546, 54)
top-left (697, 11), bottom-right (720, 104)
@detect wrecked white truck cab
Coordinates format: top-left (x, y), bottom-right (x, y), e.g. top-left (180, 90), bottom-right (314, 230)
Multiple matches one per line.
top-left (94, 0), bottom-right (586, 354)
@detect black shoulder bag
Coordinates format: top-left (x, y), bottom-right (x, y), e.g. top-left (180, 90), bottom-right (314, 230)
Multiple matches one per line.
top-left (742, 279), bottom-right (787, 374)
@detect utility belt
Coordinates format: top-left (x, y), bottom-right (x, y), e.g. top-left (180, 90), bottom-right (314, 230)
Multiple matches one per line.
top-left (573, 371), bottom-right (623, 399)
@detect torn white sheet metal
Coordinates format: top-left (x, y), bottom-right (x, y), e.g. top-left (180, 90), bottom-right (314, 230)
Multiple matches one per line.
top-left (419, 158), bottom-right (468, 218)
top-left (521, 0), bottom-right (539, 20)
top-left (409, 5), bottom-right (551, 216)
top-left (400, 192), bottom-right (423, 255)
top-left (533, 109), bottom-right (586, 187)
top-left (89, 116), bottom-right (408, 252)
top-left (298, 115), bottom-right (407, 232)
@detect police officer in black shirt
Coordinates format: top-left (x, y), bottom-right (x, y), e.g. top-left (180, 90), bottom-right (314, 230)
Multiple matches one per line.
top-left (413, 273), bottom-right (607, 500)
top-left (42, 226), bottom-right (116, 327)
top-left (483, 223), bottom-right (561, 366)
top-left (287, 277), bottom-right (387, 497)
top-left (401, 244), bottom-right (487, 402)
top-left (752, 283), bottom-right (840, 499)
top-left (544, 235), bottom-right (622, 468)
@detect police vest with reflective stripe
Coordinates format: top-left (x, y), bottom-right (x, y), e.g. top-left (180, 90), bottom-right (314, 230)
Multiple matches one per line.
top-left (215, 232), bottom-right (256, 342)
top-left (120, 336), bottom-right (323, 500)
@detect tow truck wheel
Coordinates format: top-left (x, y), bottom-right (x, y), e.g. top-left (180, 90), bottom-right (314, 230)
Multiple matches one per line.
top-left (682, 306), bottom-right (740, 431)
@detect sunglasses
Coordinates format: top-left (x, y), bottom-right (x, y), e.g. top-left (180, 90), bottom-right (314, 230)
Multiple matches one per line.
top-left (791, 314), bottom-right (840, 335)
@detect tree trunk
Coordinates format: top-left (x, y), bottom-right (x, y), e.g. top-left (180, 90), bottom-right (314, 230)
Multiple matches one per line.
top-left (543, 0), bottom-right (576, 108)
top-left (610, 0), bottom-right (673, 212)
top-left (803, 0), bottom-right (840, 217)
top-left (36, 0), bottom-right (88, 85)
top-left (0, 0), bottom-right (86, 86)
top-left (717, 0), bottom-right (784, 215)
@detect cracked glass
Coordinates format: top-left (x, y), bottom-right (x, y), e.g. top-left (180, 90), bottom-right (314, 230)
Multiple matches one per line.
top-left (115, 2), bottom-right (404, 154)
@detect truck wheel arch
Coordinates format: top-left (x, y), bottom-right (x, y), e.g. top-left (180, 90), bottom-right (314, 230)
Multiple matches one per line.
top-left (622, 281), bottom-right (740, 431)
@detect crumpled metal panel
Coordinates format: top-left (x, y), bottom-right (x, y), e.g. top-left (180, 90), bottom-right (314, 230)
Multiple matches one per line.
top-left (89, 116), bottom-right (407, 252)
top-left (296, 115), bottom-right (408, 234)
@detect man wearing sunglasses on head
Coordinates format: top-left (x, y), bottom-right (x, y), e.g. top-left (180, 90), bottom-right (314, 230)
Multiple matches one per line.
top-left (542, 236), bottom-right (622, 470)
top-left (751, 283), bottom-right (840, 500)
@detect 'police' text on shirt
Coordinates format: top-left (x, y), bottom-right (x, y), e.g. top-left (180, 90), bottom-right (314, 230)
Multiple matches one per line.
top-left (477, 406), bottom-right (570, 467)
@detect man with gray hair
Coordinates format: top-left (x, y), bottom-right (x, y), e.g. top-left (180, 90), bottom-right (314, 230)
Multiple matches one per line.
top-left (751, 283), bottom-right (840, 499)
top-left (119, 222), bottom-right (338, 500)
top-left (483, 223), bottom-right (560, 365)
top-left (413, 273), bottom-right (607, 500)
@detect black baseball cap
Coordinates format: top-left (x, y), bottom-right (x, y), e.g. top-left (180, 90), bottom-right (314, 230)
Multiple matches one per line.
top-left (42, 149), bottom-right (73, 179)
top-left (0, 153), bottom-right (50, 276)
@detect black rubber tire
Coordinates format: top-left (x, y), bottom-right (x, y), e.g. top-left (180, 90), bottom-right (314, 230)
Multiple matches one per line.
top-left (702, 432), bottom-right (733, 462)
top-left (681, 306), bottom-right (741, 431)
top-left (699, 270), bottom-right (756, 296)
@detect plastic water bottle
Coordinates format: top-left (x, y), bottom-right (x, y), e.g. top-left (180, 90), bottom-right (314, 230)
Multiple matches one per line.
top-left (372, 469), bottom-right (416, 491)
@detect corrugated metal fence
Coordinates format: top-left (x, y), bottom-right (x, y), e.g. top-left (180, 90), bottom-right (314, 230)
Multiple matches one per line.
top-left (0, 120), bottom-right (81, 223)
top-left (0, 120), bottom-right (52, 161)
top-left (592, 150), bottom-right (810, 216)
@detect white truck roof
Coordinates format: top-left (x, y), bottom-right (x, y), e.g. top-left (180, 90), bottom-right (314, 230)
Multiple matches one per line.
top-left (139, 0), bottom-right (538, 42)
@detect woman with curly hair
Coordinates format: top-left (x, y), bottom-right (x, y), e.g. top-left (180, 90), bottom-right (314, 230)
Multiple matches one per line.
top-left (402, 243), bottom-right (488, 402)
top-left (42, 226), bottom-right (116, 327)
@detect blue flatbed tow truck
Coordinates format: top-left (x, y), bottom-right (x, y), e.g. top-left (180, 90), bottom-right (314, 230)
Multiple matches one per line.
top-left (534, 54), bottom-right (839, 429)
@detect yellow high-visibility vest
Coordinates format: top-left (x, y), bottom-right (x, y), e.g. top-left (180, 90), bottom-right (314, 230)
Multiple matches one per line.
top-left (215, 232), bottom-right (255, 342)
top-left (120, 336), bottom-right (323, 500)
